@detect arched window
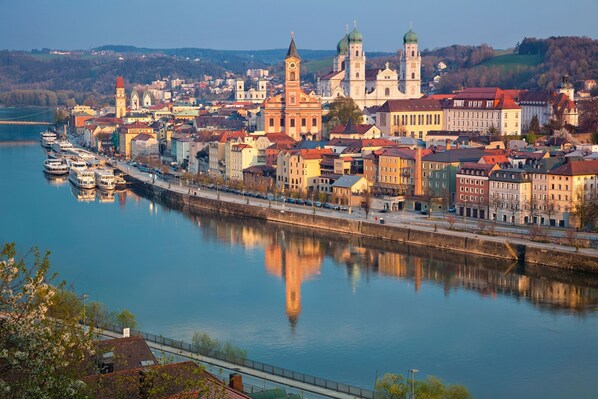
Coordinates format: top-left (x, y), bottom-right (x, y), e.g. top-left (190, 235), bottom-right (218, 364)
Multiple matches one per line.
top-left (411, 50), bottom-right (414, 57)
top-left (290, 71), bottom-right (296, 81)
top-left (356, 51), bottom-right (359, 56)
top-left (385, 88), bottom-right (390, 96)
top-left (356, 73), bottom-right (360, 78)
top-left (411, 72), bottom-right (415, 79)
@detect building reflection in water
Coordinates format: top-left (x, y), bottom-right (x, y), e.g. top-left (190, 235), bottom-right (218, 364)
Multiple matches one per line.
top-left (264, 232), bottom-right (322, 331)
top-left (43, 173), bottom-right (68, 187)
top-left (149, 190), bottom-right (598, 329)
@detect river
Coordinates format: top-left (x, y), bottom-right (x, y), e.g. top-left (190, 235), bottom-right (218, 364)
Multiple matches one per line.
top-left (1, 107), bottom-right (597, 399)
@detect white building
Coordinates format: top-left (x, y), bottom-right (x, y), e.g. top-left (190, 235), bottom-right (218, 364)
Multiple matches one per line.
top-left (235, 78), bottom-right (267, 103)
top-left (444, 87), bottom-right (522, 135)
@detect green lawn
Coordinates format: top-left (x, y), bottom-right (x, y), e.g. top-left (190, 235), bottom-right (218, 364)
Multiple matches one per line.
top-left (479, 53), bottom-right (543, 70)
top-left (303, 58), bottom-right (333, 75)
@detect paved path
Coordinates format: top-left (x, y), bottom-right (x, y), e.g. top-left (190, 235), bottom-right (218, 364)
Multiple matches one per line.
top-left (98, 328), bottom-right (369, 399)
top-left (114, 162), bottom-right (598, 261)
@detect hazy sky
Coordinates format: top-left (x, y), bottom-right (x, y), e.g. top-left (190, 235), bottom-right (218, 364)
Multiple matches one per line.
top-left (1, 0), bottom-right (596, 52)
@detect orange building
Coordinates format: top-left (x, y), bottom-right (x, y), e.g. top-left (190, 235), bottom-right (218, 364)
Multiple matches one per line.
top-left (115, 76), bottom-right (127, 119)
top-left (263, 36), bottom-right (322, 141)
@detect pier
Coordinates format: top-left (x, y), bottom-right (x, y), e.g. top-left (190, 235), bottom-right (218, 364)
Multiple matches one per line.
top-left (0, 120), bottom-right (52, 125)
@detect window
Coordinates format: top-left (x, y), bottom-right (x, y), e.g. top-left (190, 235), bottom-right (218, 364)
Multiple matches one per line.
top-left (411, 50), bottom-right (414, 57)
top-left (301, 118), bottom-right (306, 127)
top-left (290, 71), bottom-right (296, 81)
top-left (385, 88), bottom-right (390, 96)
top-left (312, 118), bottom-right (317, 126)
top-left (269, 118), bottom-right (274, 127)
top-left (411, 72), bottom-right (415, 79)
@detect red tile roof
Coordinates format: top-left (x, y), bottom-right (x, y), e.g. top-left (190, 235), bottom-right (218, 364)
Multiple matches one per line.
top-left (116, 76), bottom-right (125, 89)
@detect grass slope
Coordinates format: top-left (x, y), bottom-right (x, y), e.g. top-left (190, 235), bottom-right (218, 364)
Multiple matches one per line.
top-left (479, 53), bottom-right (543, 71)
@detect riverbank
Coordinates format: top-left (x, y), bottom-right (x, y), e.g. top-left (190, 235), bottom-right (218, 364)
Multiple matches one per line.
top-left (122, 170), bottom-right (598, 273)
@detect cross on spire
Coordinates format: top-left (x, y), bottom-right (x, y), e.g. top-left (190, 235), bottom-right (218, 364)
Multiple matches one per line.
top-left (354, 20), bottom-right (357, 29)
top-left (345, 24), bottom-right (348, 34)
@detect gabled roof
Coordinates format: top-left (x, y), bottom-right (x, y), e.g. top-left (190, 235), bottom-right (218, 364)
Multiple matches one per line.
top-left (458, 162), bottom-right (497, 176)
top-left (549, 160), bottom-right (598, 176)
top-left (132, 133), bottom-right (156, 142)
top-left (329, 122), bottom-right (377, 135)
top-left (92, 336), bottom-right (157, 374)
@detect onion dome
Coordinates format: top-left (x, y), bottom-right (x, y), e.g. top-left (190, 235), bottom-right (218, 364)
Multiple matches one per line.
top-left (348, 28), bottom-right (362, 44)
top-left (403, 29), bottom-right (418, 44)
top-left (337, 34), bottom-right (348, 55)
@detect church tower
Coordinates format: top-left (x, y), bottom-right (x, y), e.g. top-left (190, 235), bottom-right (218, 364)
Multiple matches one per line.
top-left (115, 76), bottom-right (127, 118)
top-left (284, 34), bottom-right (302, 138)
top-left (235, 78), bottom-right (245, 101)
top-left (333, 30), bottom-right (348, 73)
top-left (399, 27), bottom-right (422, 98)
top-left (344, 23), bottom-right (366, 105)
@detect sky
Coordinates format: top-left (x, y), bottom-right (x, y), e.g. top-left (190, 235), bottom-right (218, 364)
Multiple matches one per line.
top-left (0, 0), bottom-right (597, 52)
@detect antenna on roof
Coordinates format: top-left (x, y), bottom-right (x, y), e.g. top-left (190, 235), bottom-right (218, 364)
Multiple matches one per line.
top-left (291, 31), bottom-right (294, 39)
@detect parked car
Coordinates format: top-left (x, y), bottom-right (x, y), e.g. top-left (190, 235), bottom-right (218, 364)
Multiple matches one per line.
top-left (420, 209), bottom-right (429, 215)
top-left (315, 201), bottom-right (322, 207)
top-left (448, 207), bottom-right (456, 213)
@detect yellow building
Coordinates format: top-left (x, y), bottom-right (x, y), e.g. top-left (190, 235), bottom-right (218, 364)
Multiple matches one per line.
top-left (115, 76), bottom-right (127, 119)
top-left (276, 148), bottom-right (332, 193)
top-left (117, 122), bottom-right (155, 159)
top-left (377, 148), bottom-right (419, 195)
top-left (376, 99), bottom-right (443, 140)
top-left (547, 160), bottom-right (598, 228)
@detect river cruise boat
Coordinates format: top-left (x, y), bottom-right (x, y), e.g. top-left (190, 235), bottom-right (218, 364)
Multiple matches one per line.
top-left (94, 169), bottom-right (116, 191)
top-left (114, 175), bottom-right (128, 190)
top-left (40, 131), bottom-right (57, 148)
top-left (67, 160), bottom-right (95, 189)
top-left (51, 140), bottom-right (74, 154)
top-left (43, 158), bottom-right (69, 176)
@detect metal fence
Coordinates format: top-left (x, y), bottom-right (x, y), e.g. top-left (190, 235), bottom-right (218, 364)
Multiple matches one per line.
top-left (99, 323), bottom-right (374, 399)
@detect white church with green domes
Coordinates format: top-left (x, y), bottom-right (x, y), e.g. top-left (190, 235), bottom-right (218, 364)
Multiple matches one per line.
top-left (317, 24), bottom-right (422, 110)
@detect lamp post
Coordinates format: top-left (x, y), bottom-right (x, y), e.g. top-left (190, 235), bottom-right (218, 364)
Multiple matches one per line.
top-left (409, 369), bottom-right (419, 399)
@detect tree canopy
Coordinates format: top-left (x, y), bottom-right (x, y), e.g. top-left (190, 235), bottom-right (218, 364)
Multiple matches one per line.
top-left (375, 372), bottom-right (471, 399)
top-left (325, 96), bottom-right (362, 131)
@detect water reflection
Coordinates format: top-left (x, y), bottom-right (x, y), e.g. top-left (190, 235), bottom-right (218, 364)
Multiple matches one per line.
top-left (70, 185), bottom-right (96, 202)
top-left (43, 173), bottom-right (68, 187)
top-left (140, 189), bottom-right (598, 326)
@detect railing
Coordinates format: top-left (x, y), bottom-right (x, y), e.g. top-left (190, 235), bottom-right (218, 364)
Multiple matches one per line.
top-left (99, 323), bottom-right (374, 399)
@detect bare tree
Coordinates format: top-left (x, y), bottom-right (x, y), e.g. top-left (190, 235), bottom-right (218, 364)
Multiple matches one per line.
top-left (361, 189), bottom-right (373, 219)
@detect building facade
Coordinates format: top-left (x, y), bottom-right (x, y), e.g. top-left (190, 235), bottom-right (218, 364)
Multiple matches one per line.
top-left (376, 99), bottom-right (443, 139)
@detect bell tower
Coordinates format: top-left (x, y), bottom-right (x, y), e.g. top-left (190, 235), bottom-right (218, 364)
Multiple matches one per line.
top-left (399, 25), bottom-right (421, 98)
top-left (284, 33), bottom-right (302, 139)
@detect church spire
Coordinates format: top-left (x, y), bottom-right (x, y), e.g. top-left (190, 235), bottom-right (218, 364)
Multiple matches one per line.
top-left (286, 33), bottom-right (300, 60)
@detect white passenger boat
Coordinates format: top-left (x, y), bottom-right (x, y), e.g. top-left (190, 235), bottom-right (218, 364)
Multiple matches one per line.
top-left (94, 169), bottom-right (116, 191)
top-left (43, 158), bottom-right (69, 176)
top-left (40, 131), bottom-right (57, 148)
top-left (67, 159), bottom-right (95, 189)
top-left (51, 140), bottom-right (74, 154)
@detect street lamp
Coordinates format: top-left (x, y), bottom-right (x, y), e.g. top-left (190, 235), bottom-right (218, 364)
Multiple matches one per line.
top-left (409, 369), bottom-right (419, 399)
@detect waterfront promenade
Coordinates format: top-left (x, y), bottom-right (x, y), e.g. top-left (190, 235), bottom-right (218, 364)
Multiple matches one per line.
top-left (98, 326), bottom-right (372, 399)
top-left (114, 161), bottom-right (598, 270)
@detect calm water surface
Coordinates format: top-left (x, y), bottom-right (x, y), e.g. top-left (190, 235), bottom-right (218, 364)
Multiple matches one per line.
top-left (1, 107), bottom-right (598, 399)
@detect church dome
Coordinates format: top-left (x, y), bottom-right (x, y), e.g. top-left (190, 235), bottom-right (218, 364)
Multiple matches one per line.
top-left (337, 34), bottom-right (348, 55)
top-left (403, 29), bottom-right (418, 44)
top-left (348, 28), bottom-right (362, 43)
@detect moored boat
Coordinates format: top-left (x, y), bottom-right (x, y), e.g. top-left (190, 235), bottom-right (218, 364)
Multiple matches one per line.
top-left (67, 159), bottom-right (95, 189)
top-left (40, 131), bottom-right (57, 148)
top-left (51, 140), bottom-right (74, 154)
top-left (43, 158), bottom-right (69, 176)
top-left (94, 169), bottom-right (116, 191)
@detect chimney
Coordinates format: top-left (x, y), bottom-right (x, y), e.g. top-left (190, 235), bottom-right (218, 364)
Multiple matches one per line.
top-left (229, 373), bottom-right (243, 392)
top-left (445, 139), bottom-right (451, 151)
top-left (414, 147), bottom-right (423, 196)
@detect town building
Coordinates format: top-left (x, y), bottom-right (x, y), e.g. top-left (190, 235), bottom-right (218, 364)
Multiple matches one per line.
top-left (455, 162), bottom-right (500, 219)
top-left (262, 36), bottom-right (322, 141)
top-left (376, 99), bottom-right (443, 139)
top-left (130, 133), bottom-right (159, 159)
top-left (317, 26), bottom-right (422, 109)
top-left (276, 148), bottom-right (332, 193)
top-left (331, 175), bottom-right (369, 206)
top-left (117, 122), bottom-right (155, 159)
top-left (443, 88), bottom-right (522, 135)
top-left (489, 169), bottom-right (532, 224)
